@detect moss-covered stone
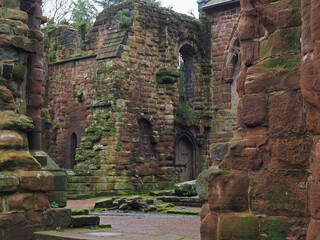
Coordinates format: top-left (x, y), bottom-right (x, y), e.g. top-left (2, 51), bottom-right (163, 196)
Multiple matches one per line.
top-left (174, 181), bottom-right (197, 196)
top-left (0, 150), bottom-right (41, 171)
top-left (0, 111), bottom-right (34, 131)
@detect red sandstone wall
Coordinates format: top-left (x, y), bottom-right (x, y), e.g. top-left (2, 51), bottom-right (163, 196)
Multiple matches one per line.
top-left (44, 0), bottom-right (216, 197)
top-left (0, 0), bottom-right (70, 239)
top-left (301, 0), bottom-right (320, 238)
top-left (203, 4), bottom-right (241, 166)
top-left (44, 58), bottom-right (96, 168)
top-left (201, 0), bottom-right (314, 238)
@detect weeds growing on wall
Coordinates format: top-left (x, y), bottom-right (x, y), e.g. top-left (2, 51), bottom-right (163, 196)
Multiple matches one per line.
top-left (175, 102), bottom-right (199, 127)
top-left (118, 9), bottom-right (131, 28)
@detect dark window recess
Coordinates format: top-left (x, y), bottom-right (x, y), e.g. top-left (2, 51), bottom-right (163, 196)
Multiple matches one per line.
top-left (69, 133), bottom-right (77, 169)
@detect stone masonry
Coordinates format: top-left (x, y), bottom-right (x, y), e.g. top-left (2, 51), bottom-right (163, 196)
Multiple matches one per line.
top-left (0, 0), bottom-right (70, 239)
top-left (200, 0), bottom-right (320, 239)
top-left (44, 0), bottom-right (239, 198)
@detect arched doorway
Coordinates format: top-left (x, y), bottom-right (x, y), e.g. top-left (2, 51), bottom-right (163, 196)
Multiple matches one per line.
top-left (174, 134), bottom-right (196, 182)
top-left (69, 132), bottom-right (77, 169)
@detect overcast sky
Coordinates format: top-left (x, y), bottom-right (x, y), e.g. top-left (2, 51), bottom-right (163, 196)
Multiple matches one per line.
top-left (43, 0), bottom-right (200, 22)
top-left (161, 0), bottom-right (199, 17)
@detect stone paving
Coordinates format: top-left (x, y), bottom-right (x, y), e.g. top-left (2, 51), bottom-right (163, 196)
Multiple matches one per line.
top-left (35, 212), bottom-right (200, 240)
top-left (34, 200), bottom-right (201, 240)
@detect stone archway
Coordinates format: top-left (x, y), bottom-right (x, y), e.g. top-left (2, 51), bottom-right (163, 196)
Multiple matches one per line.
top-left (174, 134), bottom-right (196, 182)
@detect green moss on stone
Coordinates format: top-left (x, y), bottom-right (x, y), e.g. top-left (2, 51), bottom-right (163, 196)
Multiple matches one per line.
top-left (262, 218), bottom-right (292, 240)
top-left (260, 40), bottom-right (271, 58)
top-left (279, 28), bottom-right (301, 53)
top-left (49, 52), bottom-right (56, 62)
top-left (3, 0), bottom-right (19, 9)
top-left (118, 9), bottom-right (131, 29)
top-left (52, 40), bottom-right (58, 50)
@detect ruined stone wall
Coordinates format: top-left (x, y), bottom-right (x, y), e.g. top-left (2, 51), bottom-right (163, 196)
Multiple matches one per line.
top-left (44, 0), bottom-right (213, 197)
top-left (200, 0), bottom-right (314, 239)
top-left (203, 3), bottom-right (241, 166)
top-left (301, 0), bottom-right (320, 238)
top-left (44, 57), bottom-right (96, 168)
top-left (0, 0), bottom-right (70, 239)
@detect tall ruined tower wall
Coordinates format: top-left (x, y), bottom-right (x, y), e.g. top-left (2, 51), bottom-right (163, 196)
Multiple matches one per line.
top-left (44, 0), bottom-right (217, 197)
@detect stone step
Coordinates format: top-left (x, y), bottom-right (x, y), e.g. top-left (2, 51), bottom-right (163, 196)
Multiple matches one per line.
top-left (71, 215), bottom-right (100, 228)
top-left (156, 196), bottom-right (204, 207)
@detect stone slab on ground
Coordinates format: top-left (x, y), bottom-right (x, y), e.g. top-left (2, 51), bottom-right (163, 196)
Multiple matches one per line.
top-left (71, 215), bottom-right (100, 228)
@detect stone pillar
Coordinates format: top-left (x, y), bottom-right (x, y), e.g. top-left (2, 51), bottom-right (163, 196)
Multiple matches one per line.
top-left (201, 0), bottom-right (311, 238)
top-left (302, 0), bottom-right (320, 238)
top-left (0, 0), bottom-right (70, 239)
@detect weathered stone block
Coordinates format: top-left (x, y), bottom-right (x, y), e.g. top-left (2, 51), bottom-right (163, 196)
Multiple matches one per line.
top-left (257, 0), bottom-right (301, 34)
top-left (6, 9), bottom-right (28, 23)
top-left (36, 193), bottom-right (50, 210)
top-left (246, 127), bottom-right (267, 147)
top-left (260, 216), bottom-right (309, 240)
top-left (245, 60), bottom-right (300, 94)
top-left (311, 0), bottom-right (320, 41)
top-left (44, 208), bottom-right (72, 229)
top-left (313, 137), bottom-right (320, 181)
top-left (7, 193), bottom-right (36, 212)
top-left (94, 198), bottom-right (113, 208)
top-left (307, 219), bottom-right (320, 240)
top-left (18, 171), bottom-right (54, 191)
top-left (269, 137), bottom-right (311, 169)
top-left (238, 14), bottom-right (258, 41)
top-left (0, 130), bottom-right (25, 149)
top-left (269, 91), bottom-right (305, 137)
top-left (196, 168), bottom-right (219, 200)
top-left (46, 191), bottom-right (67, 208)
top-left (0, 150), bottom-right (41, 171)
top-left (207, 170), bottom-right (249, 212)
top-left (174, 181), bottom-right (197, 196)
top-left (0, 86), bottom-right (14, 111)
top-left (240, 40), bottom-right (260, 66)
top-left (3, 0), bottom-right (19, 8)
top-left (306, 103), bottom-right (320, 134)
top-left (242, 93), bottom-right (267, 127)
top-left (0, 172), bottom-right (18, 192)
top-left (71, 215), bottom-right (100, 228)
top-left (0, 111), bottom-right (34, 131)
top-left (200, 203), bottom-right (210, 221)
top-left (219, 213), bottom-right (259, 240)
top-left (252, 170), bottom-right (309, 217)
top-left (0, 212), bottom-right (27, 229)
top-left (260, 27), bottom-right (301, 58)
top-left (309, 181), bottom-right (320, 219)
top-left (200, 213), bottom-right (218, 240)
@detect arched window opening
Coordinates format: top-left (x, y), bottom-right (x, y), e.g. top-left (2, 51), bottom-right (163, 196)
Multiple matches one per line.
top-left (231, 59), bottom-right (240, 111)
top-left (69, 133), bottom-right (77, 169)
top-left (179, 44), bottom-right (197, 103)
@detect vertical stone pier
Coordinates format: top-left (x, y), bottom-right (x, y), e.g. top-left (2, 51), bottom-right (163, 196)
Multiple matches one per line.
top-left (0, 0), bottom-right (70, 239)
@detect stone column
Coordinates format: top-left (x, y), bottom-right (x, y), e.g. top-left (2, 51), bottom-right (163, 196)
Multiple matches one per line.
top-left (302, 0), bottom-right (320, 238)
top-left (0, 0), bottom-right (70, 239)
